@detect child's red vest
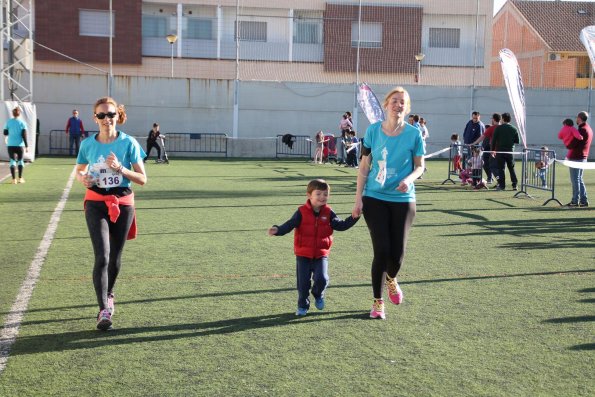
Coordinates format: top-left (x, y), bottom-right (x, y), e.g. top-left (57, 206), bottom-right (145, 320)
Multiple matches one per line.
top-left (294, 200), bottom-right (334, 259)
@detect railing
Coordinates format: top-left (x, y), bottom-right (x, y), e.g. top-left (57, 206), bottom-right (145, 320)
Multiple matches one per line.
top-left (162, 133), bottom-right (228, 157)
top-left (49, 129), bottom-right (98, 155)
top-left (48, 130), bottom-right (228, 157)
top-left (514, 148), bottom-right (562, 206)
top-left (276, 134), bottom-right (312, 159)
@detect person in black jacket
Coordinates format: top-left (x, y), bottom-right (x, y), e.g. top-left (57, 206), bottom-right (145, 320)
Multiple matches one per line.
top-left (144, 123), bottom-right (162, 162)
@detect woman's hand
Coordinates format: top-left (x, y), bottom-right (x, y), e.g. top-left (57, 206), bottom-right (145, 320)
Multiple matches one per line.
top-left (106, 152), bottom-right (121, 172)
top-left (396, 180), bottom-right (411, 193)
top-left (78, 171), bottom-right (95, 188)
top-left (352, 196), bottom-right (363, 218)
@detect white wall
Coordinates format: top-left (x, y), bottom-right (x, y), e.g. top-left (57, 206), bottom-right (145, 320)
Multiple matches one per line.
top-left (31, 73), bottom-right (593, 159)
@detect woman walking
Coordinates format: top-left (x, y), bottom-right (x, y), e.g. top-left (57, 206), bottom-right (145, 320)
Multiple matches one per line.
top-left (76, 97), bottom-right (147, 330)
top-left (352, 86), bottom-right (425, 319)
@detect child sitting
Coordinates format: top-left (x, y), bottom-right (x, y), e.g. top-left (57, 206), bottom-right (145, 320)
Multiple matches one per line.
top-left (557, 118), bottom-right (582, 148)
top-left (268, 179), bottom-right (359, 316)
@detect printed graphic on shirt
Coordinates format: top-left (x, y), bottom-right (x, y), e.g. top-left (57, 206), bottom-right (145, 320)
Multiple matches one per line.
top-left (375, 147), bottom-right (388, 187)
top-left (88, 155), bottom-right (122, 188)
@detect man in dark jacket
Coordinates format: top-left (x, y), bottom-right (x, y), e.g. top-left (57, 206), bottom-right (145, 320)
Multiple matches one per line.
top-left (491, 112), bottom-right (520, 191)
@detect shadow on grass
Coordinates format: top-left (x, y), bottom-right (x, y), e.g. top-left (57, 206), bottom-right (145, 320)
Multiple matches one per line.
top-left (4, 268), bottom-right (593, 317)
top-left (543, 315), bottom-right (595, 323)
top-left (569, 343), bottom-right (595, 351)
top-left (8, 310), bottom-right (367, 356)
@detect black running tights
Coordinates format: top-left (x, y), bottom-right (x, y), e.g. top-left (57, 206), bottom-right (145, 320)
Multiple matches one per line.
top-left (362, 197), bottom-right (416, 299)
top-left (85, 201), bottom-right (134, 310)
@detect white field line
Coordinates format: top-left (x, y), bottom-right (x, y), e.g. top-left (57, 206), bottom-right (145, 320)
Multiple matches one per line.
top-left (0, 167), bottom-right (77, 374)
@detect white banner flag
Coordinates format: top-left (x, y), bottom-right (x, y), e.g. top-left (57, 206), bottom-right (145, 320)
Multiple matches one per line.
top-left (499, 49), bottom-right (527, 148)
top-left (357, 83), bottom-right (385, 124)
top-left (580, 26), bottom-right (595, 74)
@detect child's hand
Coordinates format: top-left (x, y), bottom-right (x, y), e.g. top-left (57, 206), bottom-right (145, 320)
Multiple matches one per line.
top-left (268, 226), bottom-right (278, 236)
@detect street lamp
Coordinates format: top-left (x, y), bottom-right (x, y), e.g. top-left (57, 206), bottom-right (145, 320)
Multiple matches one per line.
top-left (166, 34), bottom-right (178, 78)
top-left (415, 53), bottom-right (425, 84)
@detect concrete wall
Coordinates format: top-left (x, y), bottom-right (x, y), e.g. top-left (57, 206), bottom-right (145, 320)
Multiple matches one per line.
top-left (32, 73), bottom-right (593, 159)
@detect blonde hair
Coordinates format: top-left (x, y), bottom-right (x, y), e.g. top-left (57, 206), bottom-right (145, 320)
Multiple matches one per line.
top-left (382, 86), bottom-right (411, 115)
top-left (94, 96), bottom-right (127, 124)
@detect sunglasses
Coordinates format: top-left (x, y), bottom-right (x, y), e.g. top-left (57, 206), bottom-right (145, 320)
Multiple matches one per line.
top-left (95, 112), bottom-right (117, 120)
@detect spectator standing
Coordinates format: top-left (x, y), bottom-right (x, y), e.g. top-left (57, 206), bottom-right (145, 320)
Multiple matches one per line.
top-left (472, 112), bottom-right (501, 184)
top-left (463, 111), bottom-right (485, 145)
top-left (564, 111), bottom-right (593, 207)
top-left (491, 112), bottom-right (520, 191)
top-left (65, 109), bottom-right (86, 156)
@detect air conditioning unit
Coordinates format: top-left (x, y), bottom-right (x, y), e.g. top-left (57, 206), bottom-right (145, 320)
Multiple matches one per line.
top-left (549, 53), bottom-right (561, 61)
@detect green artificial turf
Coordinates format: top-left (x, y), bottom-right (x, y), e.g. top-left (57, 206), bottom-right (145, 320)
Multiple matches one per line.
top-left (0, 157), bottom-right (593, 396)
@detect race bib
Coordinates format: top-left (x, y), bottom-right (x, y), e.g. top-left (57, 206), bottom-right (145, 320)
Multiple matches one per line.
top-left (89, 156), bottom-right (122, 188)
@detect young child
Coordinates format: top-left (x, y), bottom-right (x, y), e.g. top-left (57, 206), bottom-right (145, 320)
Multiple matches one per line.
top-left (557, 118), bottom-right (582, 148)
top-left (470, 146), bottom-right (484, 189)
top-left (450, 133), bottom-right (462, 172)
top-left (536, 146), bottom-right (549, 188)
top-left (313, 130), bottom-right (325, 164)
top-left (345, 130), bottom-right (359, 168)
top-left (268, 179), bottom-right (359, 316)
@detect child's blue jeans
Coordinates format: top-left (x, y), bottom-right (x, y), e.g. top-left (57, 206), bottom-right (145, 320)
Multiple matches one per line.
top-left (296, 256), bottom-right (329, 310)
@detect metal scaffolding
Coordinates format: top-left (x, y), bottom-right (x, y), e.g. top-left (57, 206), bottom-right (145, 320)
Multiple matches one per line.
top-left (0, 0), bottom-right (33, 103)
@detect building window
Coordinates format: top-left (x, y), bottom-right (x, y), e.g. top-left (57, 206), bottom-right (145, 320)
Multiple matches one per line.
top-left (80, 9), bottom-right (115, 37)
top-left (351, 22), bottom-right (382, 48)
top-left (235, 21), bottom-right (266, 42)
top-left (142, 15), bottom-right (168, 38)
top-left (429, 28), bottom-right (460, 48)
top-left (294, 21), bottom-right (321, 44)
top-left (185, 18), bottom-right (213, 40)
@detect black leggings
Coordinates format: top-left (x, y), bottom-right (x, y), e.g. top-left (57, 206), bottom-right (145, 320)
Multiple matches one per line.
top-left (85, 201), bottom-right (134, 310)
top-left (145, 140), bottom-right (161, 161)
top-left (363, 197), bottom-right (416, 299)
top-left (7, 146), bottom-right (24, 178)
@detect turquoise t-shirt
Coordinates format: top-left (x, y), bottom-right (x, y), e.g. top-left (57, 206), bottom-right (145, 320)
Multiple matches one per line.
top-left (363, 121), bottom-right (425, 202)
top-left (77, 131), bottom-right (146, 190)
top-left (3, 118), bottom-right (27, 147)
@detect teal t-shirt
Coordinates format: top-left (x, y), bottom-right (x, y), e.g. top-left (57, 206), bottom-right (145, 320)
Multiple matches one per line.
top-left (363, 121), bottom-right (425, 202)
top-left (4, 118), bottom-right (27, 147)
top-left (77, 131), bottom-right (145, 190)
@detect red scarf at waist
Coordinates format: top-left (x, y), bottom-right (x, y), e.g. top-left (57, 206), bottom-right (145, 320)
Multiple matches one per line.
top-left (84, 189), bottom-right (137, 240)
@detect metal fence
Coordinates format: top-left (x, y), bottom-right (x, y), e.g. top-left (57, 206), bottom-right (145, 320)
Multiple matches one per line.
top-left (276, 134), bottom-right (312, 159)
top-left (48, 130), bottom-right (228, 157)
top-left (163, 133), bottom-right (228, 157)
top-left (514, 148), bottom-right (562, 206)
top-left (49, 130), bottom-right (98, 156)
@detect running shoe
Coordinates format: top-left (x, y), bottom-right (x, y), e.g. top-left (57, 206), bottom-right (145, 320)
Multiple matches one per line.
top-left (295, 307), bottom-right (308, 316)
top-left (386, 275), bottom-right (404, 305)
top-left (369, 299), bottom-right (385, 319)
top-left (315, 297), bottom-right (325, 310)
top-left (96, 309), bottom-right (112, 331)
top-left (107, 292), bottom-right (115, 315)
top-left (11, 179), bottom-right (17, 184)
top-left (18, 178), bottom-right (25, 184)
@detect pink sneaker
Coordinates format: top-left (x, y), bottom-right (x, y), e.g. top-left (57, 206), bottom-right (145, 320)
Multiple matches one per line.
top-left (107, 292), bottom-right (115, 315)
top-left (370, 299), bottom-right (385, 319)
top-left (96, 309), bottom-right (112, 331)
top-left (386, 275), bottom-right (404, 305)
